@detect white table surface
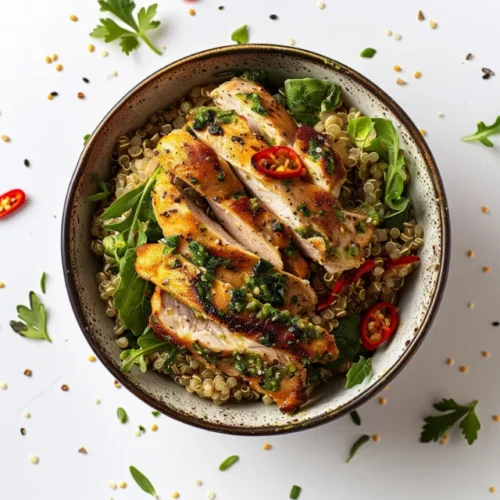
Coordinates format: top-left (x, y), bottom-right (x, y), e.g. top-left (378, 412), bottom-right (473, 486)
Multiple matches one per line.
top-left (1, 0), bottom-right (500, 498)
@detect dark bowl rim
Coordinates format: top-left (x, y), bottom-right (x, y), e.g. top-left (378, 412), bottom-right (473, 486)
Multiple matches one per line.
top-left (61, 43), bottom-right (451, 436)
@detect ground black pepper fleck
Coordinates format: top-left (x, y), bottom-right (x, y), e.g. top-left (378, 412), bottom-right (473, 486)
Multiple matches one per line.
top-left (492, 321), bottom-right (499, 327)
top-left (218, 5), bottom-right (224, 10)
top-left (50, 91), bottom-right (58, 96)
top-left (466, 53), bottom-right (473, 61)
top-left (483, 74), bottom-right (491, 80)
top-left (20, 428), bottom-right (26, 436)
top-left (24, 159), bottom-right (30, 167)
top-left (270, 14), bottom-right (278, 20)
top-left (83, 77), bottom-right (90, 83)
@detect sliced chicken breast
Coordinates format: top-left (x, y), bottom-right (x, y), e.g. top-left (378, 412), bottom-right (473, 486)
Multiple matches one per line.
top-left (211, 78), bottom-right (297, 146)
top-left (294, 125), bottom-right (347, 197)
top-left (152, 167), bottom-right (317, 313)
top-left (136, 244), bottom-right (338, 363)
top-left (187, 108), bottom-right (374, 273)
top-left (150, 288), bottom-right (307, 412)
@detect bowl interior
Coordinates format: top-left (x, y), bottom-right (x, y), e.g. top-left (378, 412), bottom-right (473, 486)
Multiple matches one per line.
top-left (63, 46), bottom-right (448, 435)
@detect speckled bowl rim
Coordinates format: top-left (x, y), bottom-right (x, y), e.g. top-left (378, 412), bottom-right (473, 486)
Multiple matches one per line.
top-left (61, 44), bottom-right (450, 436)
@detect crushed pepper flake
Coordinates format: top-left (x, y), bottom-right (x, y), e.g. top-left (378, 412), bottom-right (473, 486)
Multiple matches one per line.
top-left (417, 10), bottom-right (425, 21)
top-left (493, 415), bottom-right (500, 422)
top-left (24, 369), bottom-right (32, 377)
top-left (1, 135), bottom-right (11, 142)
top-left (0, 281), bottom-right (5, 288)
top-left (483, 266), bottom-right (492, 273)
top-left (78, 447), bottom-right (88, 454)
top-left (490, 487), bottom-right (496, 494)
top-left (466, 53), bottom-right (473, 61)
top-left (467, 250), bottom-right (474, 258)
top-left (61, 384), bottom-right (69, 391)
top-left (482, 206), bottom-right (489, 214)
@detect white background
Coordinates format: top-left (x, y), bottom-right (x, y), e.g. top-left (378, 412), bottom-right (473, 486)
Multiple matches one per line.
top-left (1, 0), bottom-right (500, 499)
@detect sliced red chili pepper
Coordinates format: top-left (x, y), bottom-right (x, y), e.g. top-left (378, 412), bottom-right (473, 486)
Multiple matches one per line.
top-left (251, 146), bottom-right (304, 179)
top-left (317, 274), bottom-right (351, 311)
top-left (352, 259), bottom-right (376, 283)
top-left (386, 255), bottom-right (420, 270)
top-left (0, 189), bottom-right (26, 219)
top-left (360, 302), bottom-right (398, 350)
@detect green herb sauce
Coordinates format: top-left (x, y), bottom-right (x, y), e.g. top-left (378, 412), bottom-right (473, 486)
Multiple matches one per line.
top-left (236, 92), bottom-right (268, 115)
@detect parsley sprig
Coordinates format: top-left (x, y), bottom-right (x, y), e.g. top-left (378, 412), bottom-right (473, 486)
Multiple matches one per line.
top-left (462, 116), bottom-right (500, 147)
top-left (420, 398), bottom-right (480, 445)
top-left (90, 0), bottom-right (162, 56)
top-left (10, 291), bottom-right (51, 342)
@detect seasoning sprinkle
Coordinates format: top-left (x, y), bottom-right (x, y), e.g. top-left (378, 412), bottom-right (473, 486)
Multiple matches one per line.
top-left (114, 380), bottom-right (121, 388)
top-left (490, 486), bottom-right (496, 494)
top-left (88, 44), bottom-right (95, 52)
top-left (151, 424), bottom-right (158, 431)
top-left (482, 206), bottom-right (489, 214)
top-left (372, 434), bottom-right (381, 442)
top-left (188, 8), bottom-right (196, 16)
top-left (219, 455), bottom-right (239, 471)
top-left (0, 282), bottom-right (5, 288)
top-left (394, 33), bottom-right (402, 41)
top-left (61, 384), bottom-right (69, 391)
top-left (419, 128), bottom-right (427, 136)
top-left (385, 29), bottom-right (392, 36)
top-left (77, 92), bottom-right (85, 99)
top-left (102, 50), bottom-right (109, 57)
top-left (493, 322), bottom-right (499, 327)
top-left (70, 14), bottom-right (78, 21)
top-left (21, 428), bottom-right (26, 436)
top-left (23, 411), bottom-right (31, 418)
top-left (263, 443), bottom-right (272, 450)
top-left (482, 351), bottom-right (490, 358)
top-left (414, 71), bottom-right (422, 79)
top-left (429, 20), bottom-right (438, 29)
top-left (493, 415), bottom-right (500, 422)
top-left (393, 65), bottom-right (402, 72)
top-left (172, 493), bottom-right (180, 499)
top-left (24, 369), bottom-right (32, 377)
top-left (94, 398), bottom-right (101, 405)
top-left (78, 447), bottom-right (87, 454)
top-left (56, 64), bottom-right (63, 72)
top-left (317, 1), bottom-right (326, 8)
top-left (446, 358), bottom-right (454, 366)
top-left (108, 481), bottom-right (117, 490)
top-left (378, 397), bottom-right (387, 405)
top-left (270, 14), bottom-right (278, 20)
top-left (83, 77), bottom-right (90, 83)
top-left (459, 365), bottom-right (469, 373)
top-left (466, 53), bottom-right (473, 61)
top-left (47, 94), bottom-right (54, 101)
top-left (218, 6), bottom-right (225, 10)
top-left (0, 382), bottom-right (7, 390)
top-left (119, 482), bottom-right (127, 489)
top-left (88, 355), bottom-right (96, 362)
top-left (29, 455), bottom-right (39, 465)
top-left (417, 10), bottom-right (425, 20)
top-left (45, 56), bottom-right (52, 64)
top-left (483, 266), bottom-right (491, 273)
top-left (287, 38), bottom-right (296, 46)
top-left (207, 492), bottom-right (216, 500)
top-left (467, 250), bottom-right (474, 258)
top-left (467, 302), bottom-right (475, 309)
top-left (195, 479), bottom-right (203, 486)
top-left (482, 68), bottom-right (495, 77)
top-left (438, 112), bottom-right (445, 117)
top-left (396, 78), bottom-right (406, 85)
top-left (51, 54), bottom-right (58, 62)
top-left (1, 135), bottom-right (11, 142)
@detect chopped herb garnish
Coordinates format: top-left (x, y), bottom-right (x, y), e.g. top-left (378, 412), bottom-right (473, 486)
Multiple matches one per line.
top-left (420, 398), bottom-right (480, 445)
top-left (231, 24), bottom-right (248, 44)
top-left (462, 116), bottom-right (500, 147)
top-left (297, 202), bottom-right (311, 217)
top-left (40, 272), bottom-right (47, 294)
top-left (138, 425), bottom-right (146, 433)
top-left (159, 235), bottom-right (178, 255)
top-left (151, 411), bottom-right (160, 417)
top-left (345, 356), bottom-right (372, 389)
top-left (90, 0), bottom-right (162, 56)
top-left (236, 92), bottom-right (267, 115)
top-left (346, 434), bottom-right (370, 462)
top-left (83, 133), bottom-right (90, 145)
top-left (129, 466), bottom-right (158, 498)
top-left (10, 291), bottom-right (51, 342)
top-left (350, 410), bottom-right (361, 426)
top-left (272, 221), bottom-right (284, 232)
top-left (219, 455), bottom-right (240, 471)
top-left (360, 47), bottom-right (377, 58)
top-left (117, 407), bottom-right (128, 424)
top-left (290, 485), bottom-right (302, 499)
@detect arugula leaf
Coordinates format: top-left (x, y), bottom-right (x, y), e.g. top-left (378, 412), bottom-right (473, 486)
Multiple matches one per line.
top-left (129, 466), bottom-right (158, 498)
top-left (117, 407), bottom-right (128, 423)
top-left (325, 315), bottom-right (361, 369)
top-left (346, 434), bottom-right (370, 463)
top-left (420, 398), bottom-right (480, 445)
top-left (381, 202), bottom-right (409, 231)
top-left (347, 116), bottom-right (375, 149)
top-left (462, 116), bottom-right (500, 147)
top-left (90, 0), bottom-right (162, 56)
top-left (231, 25), bottom-right (249, 44)
top-left (88, 175), bottom-right (110, 202)
top-left (120, 328), bottom-right (176, 372)
top-left (10, 291), bottom-right (51, 342)
top-left (151, 411), bottom-right (160, 417)
top-left (40, 272), bottom-right (47, 294)
top-left (360, 47), bottom-right (376, 58)
top-left (345, 356), bottom-right (372, 389)
top-left (284, 78), bottom-right (341, 126)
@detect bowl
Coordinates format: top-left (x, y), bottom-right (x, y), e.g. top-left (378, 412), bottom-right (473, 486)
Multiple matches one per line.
top-left (61, 44), bottom-right (450, 435)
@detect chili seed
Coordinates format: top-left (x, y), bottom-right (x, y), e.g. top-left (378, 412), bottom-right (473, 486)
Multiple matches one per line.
top-left (482, 350), bottom-right (490, 357)
top-left (459, 366), bottom-right (468, 373)
top-left (24, 369), bottom-right (32, 377)
top-left (490, 487), bottom-right (496, 494)
top-left (188, 8), bottom-right (196, 15)
top-left (51, 54), bottom-right (58, 62)
top-left (482, 205), bottom-right (489, 213)
top-left (393, 65), bottom-right (402, 72)
top-left (446, 358), bottom-right (454, 366)
top-left (29, 455), bottom-right (39, 465)
top-left (378, 397), bottom-right (387, 405)
top-left (414, 71), bottom-right (422, 79)
top-left (467, 250), bottom-right (474, 258)
top-left (78, 447), bottom-right (87, 454)
top-left (61, 384), bottom-right (69, 391)
top-left (483, 266), bottom-right (492, 273)
top-left (45, 56), bottom-right (52, 64)
top-left (263, 443), bottom-right (272, 450)
top-left (372, 434), bottom-right (381, 442)
top-left (1, 135), bottom-right (11, 142)
top-left (429, 20), bottom-right (438, 29)
top-left (151, 424), bottom-right (158, 431)
top-left (119, 482), bottom-right (127, 489)
top-left (77, 92), bottom-right (85, 99)
top-left (493, 415), bottom-right (500, 422)
top-left (88, 44), bottom-right (95, 52)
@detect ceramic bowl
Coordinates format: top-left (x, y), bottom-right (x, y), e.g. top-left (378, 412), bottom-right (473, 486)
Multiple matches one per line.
top-left (62, 44), bottom-right (450, 435)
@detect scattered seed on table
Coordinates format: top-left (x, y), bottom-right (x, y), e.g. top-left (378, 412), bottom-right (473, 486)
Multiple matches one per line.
top-left (188, 8), bottom-right (196, 15)
top-left (446, 357), bottom-right (454, 366)
top-left (270, 14), bottom-right (278, 20)
top-left (393, 65), bottom-right (402, 72)
top-left (56, 64), bottom-right (63, 72)
top-left (419, 128), bottom-right (427, 136)
top-left (61, 384), bottom-right (69, 391)
top-left (218, 6), bottom-right (225, 10)
top-left (47, 94), bottom-right (54, 101)
top-left (414, 71), bottom-right (422, 79)
top-left (83, 77), bottom-right (90, 83)
top-left (88, 44), bottom-right (95, 52)
top-left (20, 428), bottom-right (26, 436)
top-left (317, 1), bottom-right (326, 9)
top-left (23, 411), bottom-right (31, 419)
top-left (263, 443), bottom-right (272, 450)
top-left (70, 14), bottom-right (78, 21)
top-left (102, 50), bottom-right (109, 57)
top-left (287, 38), bottom-right (296, 46)
top-left (172, 492), bottom-right (180, 499)
top-left (108, 481), bottom-right (117, 490)
top-left (438, 112), bottom-right (445, 117)
top-left (77, 92), bottom-right (85, 99)
top-left (378, 397), bottom-right (387, 405)
top-left (114, 380), bottom-right (121, 388)
top-left (493, 415), bottom-right (500, 422)
top-left (396, 78), bottom-right (406, 85)
top-left (29, 455), bottom-right (39, 465)
top-left (151, 424), bottom-right (158, 432)
top-left (466, 53), bottom-right (473, 61)
top-left (394, 33), bottom-right (402, 41)
top-left (482, 68), bottom-right (495, 78)
top-left (372, 434), bottom-right (381, 442)
top-left (482, 206), bottom-right (489, 214)
top-left (468, 302), bottom-right (475, 309)
top-left (490, 487), bottom-right (496, 494)
top-left (195, 479), bottom-right (203, 486)
top-left (417, 10), bottom-right (425, 20)
top-left (45, 56), bottom-right (52, 64)
top-left (0, 382), bottom-right (7, 390)
top-left (439, 437), bottom-right (448, 445)
top-left (467, 250), bottom-right (475, 258)
top-left (78, 447), bottom-right (87, 454)
top-left (119, 482), bottom-right (127, 489)
top-left (459, 365), bottom-right (469, 373)
top-left (24, 369), bottom-right (32, 377)
top-left (24, 159), bottom-right (30, 167)
top-left (206, 492), bottom-right (216, 500)
top-left (51, 54), bottom-right (58, 61)
top-left (0, 282), bottom-right (5, 288)
top-left (88, 355), bottom-right (96, 362)
top-left (94, 398), bottom-right (101, 405)
top-left (384, 385), bottom-right (390, 391)
top-left (1, 135), bottom-right (11, 142)
top-left (385, 29), bottom-right (393, 36)
top-left (493, 322), bottom-right (500, 327)
top-left (429, 20), bottom-right (438, 29)
top-left (482, 351), bottom-right (490, 358)
top-left (483, 266), bottom-right (492, 273)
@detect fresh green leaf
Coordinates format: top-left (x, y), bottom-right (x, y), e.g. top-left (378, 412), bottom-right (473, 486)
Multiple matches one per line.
top-left (381, 202), bottom-right (409, 231)
top-left (88, 175), bottom-right (110, 202)
top-left (10, 291), bottom-right (51, 342)
top-left (360, 47), bottom-right (377, 58)
top-left (284, 78), bottom-right (341, 126)
top-left (345, 356), bottom-right (372, 389)
top-left (219, 455), bottom-right (239, 471)
top-left (325, 315), bottom-right (361, 369)
top-left (346, 434), bottom-right (370, 463)
top-left (83, 133), bottom-right (91, 145)
top-left (231, 25), bottom-right (249, 44)
top-left (129, 466), bottom-right (158, 498)
top-left (420, 398), bottom-right (480, 445)
top-left (350, 410), bottom-right (361, 426)
top-left (40, 272), bottom-right (47, 294)
top-left (240, 70), bottom-right (267, 84)
top-left (90, 0), bottom-right (162, 55)
top-left (151, 411), bottom-right (160, 417)
top-left (290, 485), bottom-right (302, 499)
top-left (100, 184), bottom-right (147, 221)
top-left (347, 116), bottom-right (375, 149)
top-left (138, 425), bottom-right (146, 433)
top-left (160, 235), bottom-right (179, 255)
top-left (117, 407), bottom-right (128, 423)
top-left (462, 116), bottom-right (500, 147)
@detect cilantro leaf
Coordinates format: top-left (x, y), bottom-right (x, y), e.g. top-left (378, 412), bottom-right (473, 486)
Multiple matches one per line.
top-left (231, 25), bottom-right (249, 44)
top-left (10, 291), bottom-right (51, 342)
top-left (420, 398), bottom-right (480, 445)
top-left (90, 0), bottom-right (162, 56)
top-left (462, 116), bottom-right (500, 147)
top-left (345, 356), bottom-right (372, 389)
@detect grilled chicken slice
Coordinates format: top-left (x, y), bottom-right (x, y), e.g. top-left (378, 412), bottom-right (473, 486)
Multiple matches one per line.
top-left (152, 168), bottom-right (316, 313)
top-left (136, 244), bottom-right (338, 363)
top-left (187, 108), bottom-right (374, 273)
top-left (293, 125), bottom-right (347, 197)
top-left (211, 78), bottom-right (297, 146)
top-left (150, 288), bottom-right (307, 412)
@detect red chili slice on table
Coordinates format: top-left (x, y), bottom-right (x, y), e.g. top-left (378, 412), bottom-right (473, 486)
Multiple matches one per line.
top-left (251, 146), bottom-right (304, 179)
top-left (360, 302), bottom-right (398, 350)
top-left (0, 189), bottom-right (26, 219)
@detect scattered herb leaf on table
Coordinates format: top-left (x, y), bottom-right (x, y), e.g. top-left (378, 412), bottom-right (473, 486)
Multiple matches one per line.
top-left (117, 407), bottom-right (128, 423)
top-left (360, 47), bottom-right (377, 58)
top-left (40, 272), bottom-right (47, 294)
top-left (350, 410), bottom-right (361, 426)
top-left (129, 466), bottom-right (158, 498)
top-left (462, 116), bottom-right (500, 147)
top-left (219, 455), bottom-right (240, 471)
top-left (10, 291), bottom-right (51, 342)
top-left (231, 25), bottom-right (249, 44)
top-left (346, 434), bottom-right (370, 463)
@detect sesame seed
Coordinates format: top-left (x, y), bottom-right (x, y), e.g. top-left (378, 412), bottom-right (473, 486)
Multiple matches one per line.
top-left (287, 38), bottom-right (296, 46)
top-left (393, 65), bottom-right (402, 72)
top-left (467, 302), bottom-right (475, 309)
top-left (172, 493), bottom-right (180, 499)
top-left (189, 8), bottom-right (196, 15)
top-left (467, 250), bottom-right (474, 258)
top-left (482, 206), bottom-right (489, 213)
top-left (102, 50), bottom-right (109, 57)
top-left (1, 135), bottom-right (11, 142)
top-left (396, 78), bottom-right (406, 85)
top-left (429, 20), bottom-right (438, 29)
top-left (317, 1), bottom-right (326, 8)
top-left (151, 424), bottom-right (158, 432)
top-left (61, 384), bottom-right (69, 391)
top-left (417, 10), bottom-right (425, 21)
top-left (419, 129), bottom-right (427, 136)
top-left (459, 365), bottom-right (468, 373)
top-left (207, 492), bottom-right (216, 500)
top-left (372, 434), bottom-right (381, 442)
top-left (108, 481), bottom-right (117, 490)
top-left (483, 266), bottom-right (492, 273)
top-left (88, 44), bottom-right (95, 52)
top-left (56, 64), bottom-right (63, 72)
top-left (70, 14), bottom-right (78, 21)
top-left (23, 411), bottom-right (31, 419)
top-left (0, 382), bottom-right (7, 390)
top-left (263, 443), bottom-right (272, 450)
top-left (24, 369), bottom-right (32, 377)
top-left (493, 415), bottom-right (500, 422)
top-left (446, 358), bottom-right (454, 366)
top-left (414, 71), bottom-right (422, 79)
top-left (195, 479), bottom-right (203, 486)
top-left (29, 455), bottom-right (39, 465)
top-left (394, 33), bottom-right (402, 41)
top-left (94, 398), bottom-right (101, 405)
top-left (385, 29), bottom-right (393, 36)
top-left (88, 355), bottom-right (96, 362)
top-left (119, 482), bottom-right (127, 489)
top-left (378, 397), bottom-right (387, 405)
top-left (45, 56), bottom-right (52, 64)
top-left (482, 350), bottom-right (490, 358)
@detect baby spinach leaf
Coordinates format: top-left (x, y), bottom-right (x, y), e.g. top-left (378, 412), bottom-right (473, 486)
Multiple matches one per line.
top-left (347, 116), bottom-right (375, 149)
top-left (325, 315), bottom-right (361, 369)
top-left (462, 116), bottom-right (500, 147)
top-left (284, 78), bottom-right (341, 126)
top-left (345, 356), bottom-right (372, 389)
